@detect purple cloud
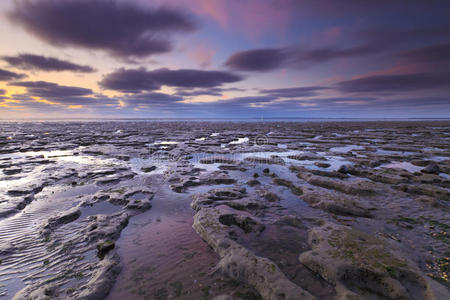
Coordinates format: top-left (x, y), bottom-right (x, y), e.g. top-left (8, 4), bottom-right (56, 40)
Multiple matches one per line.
top-left (225, 48), bottom-right (287, 71)
top-left (260, 86), bottom-right (329, 98)
top-left (400, 43), bottom-right (450, 63)
top-left (100, 68), bottom-right (242, 93)
top-left (225, 44), bottom-right (380, 72)
top-left (2, 54), bottom-right (95, 73)
top-left (337, 73), bottom-right (450, 93)
top-left (9, 81), bottom-right (93, 98)
top-left (9, 0), bottom-right (196, 58)
top-left (0, 68), bottom-right (26, 81)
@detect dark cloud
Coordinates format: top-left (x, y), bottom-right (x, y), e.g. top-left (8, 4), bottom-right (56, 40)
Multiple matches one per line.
top-left (124, 92), bottom-right (183, 106)
top-left (2, 54), bottom-right (95, 73)
top-left (175, 87), bottom-right (224, 97)
top-left (225, 44), bottom-right (379, 72)
top-left (9, 81), bottom-right (93, 98)
top-left (225, 49), bottom-right (286, 71)
top-left (260, 86), bottom-right (329, 98)
top-left (359, 23), bottom-right (450, 48)
top-left (100, 68), bottom-right (242, 93)
top-left (337, 73), bottom-right (450, 93)
top-left (9, 0), bottom-right (196, 58)
top-left (290, 44), bottom-right (380, 67)
top-left (0, 89), bottom-right (5, 95)
top-left (174, 87), bottom-right (246, 97)
top-left (0, 68), bottom-right (26, 81)
top-left (400, 43), bottom-right (450, 63)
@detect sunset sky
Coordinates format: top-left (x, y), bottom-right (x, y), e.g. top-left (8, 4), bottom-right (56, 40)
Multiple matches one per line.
top-left (0, 0), bottom-right (449, 119)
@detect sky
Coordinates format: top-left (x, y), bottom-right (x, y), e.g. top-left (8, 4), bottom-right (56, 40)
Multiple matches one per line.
top-left (0, 0), bottom-right (449, 119)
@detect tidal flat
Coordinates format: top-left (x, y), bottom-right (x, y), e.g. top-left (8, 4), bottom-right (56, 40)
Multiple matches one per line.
top-left (0, 121), bottom-right (449, 299)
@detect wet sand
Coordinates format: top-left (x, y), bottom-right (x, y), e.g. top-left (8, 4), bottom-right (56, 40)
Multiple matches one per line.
top-left (0, 121), bottom-right (449, 299)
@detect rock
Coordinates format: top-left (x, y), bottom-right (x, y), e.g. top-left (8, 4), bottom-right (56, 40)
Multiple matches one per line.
top-left (13, 284), bottom-right (59, 300)
top-left (141, 166), bottom-right (156, 173)
top-left (43, 207), bottom-right (81, 232)
top-left (273, 178), bottom-right (303, 195)
top-left (193, 205), bottom-right (315, 300)
top-left (191, 187), bottom-right (246, 210)
top-left (200, 157), bottom-right (236, 164)
top-left (0, 241), bottom-right (16, 255)
top-left (85, 213), bottom-right (130, 242)
top-left (303, 174), bottom-right (378, 196)
top-left (415, 195), bottom-right (440, 208)
top-left (7, 184), bottom-right (44, 196)
top-left (302, 190), bottom-right (373, 218)
top-left (299, 222), bottom-right (450, 300)
top-left (213, 295), bottom-right (234, 300)
top-left (3, 167), bottom-right (22, 175)
top-left (262, 191), bottom-right (280, 202)
top-left (97, 240), bottom-right (115, 259)
top-left (124, 189), bottom-right (153, 211)
top-left (219, 213), bottom-right (265, 233)
top-left (288, 153), bottom-right (326, 161)
top-left (244, 156), bottom-right (285, 165)
top-left (314, 162), bottom-right (330, 168)
top-left (77, 253), bottom-right (121, 300)
top-left (337, 165), bottom-right (349, 174)
top-left (262, 168), bottom-right (270, 174)
top-left (218, 165), bottom-right (247, 172)
top-left (421, 162), bottom-right (440, 174)
top-left (246, 179), bottom-right (260, 186)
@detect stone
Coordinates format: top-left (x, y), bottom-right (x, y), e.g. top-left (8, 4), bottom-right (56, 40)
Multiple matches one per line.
top-left (421, 162), bottom-right (440, 174)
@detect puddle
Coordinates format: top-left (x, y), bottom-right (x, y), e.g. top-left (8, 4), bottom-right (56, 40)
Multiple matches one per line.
top-left (0, 150), bottom-right (74, 160)
top-left (375, 149), bottom-right (416, 156)
top-left (330, 145), bottom-right (365, 153)
top-left (80, 201), bottom-right (122, 220)
top-left (229, 137), bottom-right (249, 144)
top-left (153, 141), bottom-right (178, 145)
top-left (378, 161), bottom-right (423, 173)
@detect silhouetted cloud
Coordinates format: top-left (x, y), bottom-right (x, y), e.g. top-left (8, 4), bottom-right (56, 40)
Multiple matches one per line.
top-left (9, 0), bottom-right (196, 58)
top-left (2, 54), bottom-right (95, 73)
top-left (260, 86), bottom-right (329, 98)
top-left (0, 89), bottom-right (5, 95)
top-left (225, 44), bottom-right (380, 72)
top-left (359, 23), bottom-right (450, 48)
top-left (174, 87), bottom-right (246, 97)
top-left (337, 73), bottom-right (450, 93)
top-left (400, 43), bottom-right (450, 63)
top-left (0, 68), bottom-right (26, 81)
top-left (9, 81), bottom-right (93, 98)
top-left (100, 68), bottom-right (243, 93)
top-left (124, 92), bottom-right (183, 106)
top-left (225, 48), bottom-right (286, 71)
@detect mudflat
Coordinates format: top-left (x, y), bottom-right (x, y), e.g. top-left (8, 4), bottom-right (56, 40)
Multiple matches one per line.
top-left (0, 121), bottom-right (449, 299)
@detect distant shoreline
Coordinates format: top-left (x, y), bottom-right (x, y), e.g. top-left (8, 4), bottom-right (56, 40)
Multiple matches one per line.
top-left (1, 117), bottom-right (450, 122)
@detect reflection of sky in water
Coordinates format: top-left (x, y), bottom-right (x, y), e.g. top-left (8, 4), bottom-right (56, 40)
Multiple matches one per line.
top-left (0, 150), bottom-right (73, 160)
top-left (190, 150), bottom-right (351, 172)
top-left (378, 161), bottom-right (423, 173)
top-left (377, 161), bottom-right (450, 179)
top-left (375, 149), bottom-right (416, 156)
top-left (330, 145), bottom-right (365, 153)
top-left (0, 151), bottom-right (120, 199)
top-left (229, 137), bottom-right (249, 144)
